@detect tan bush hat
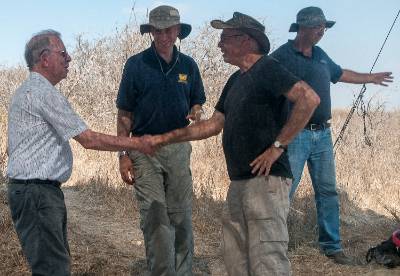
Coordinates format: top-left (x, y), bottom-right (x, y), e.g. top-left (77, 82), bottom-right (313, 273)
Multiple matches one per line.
top-left (211, 12), bottom-right (270, 54)
top-left (140, 5), bottom-right (192, 39)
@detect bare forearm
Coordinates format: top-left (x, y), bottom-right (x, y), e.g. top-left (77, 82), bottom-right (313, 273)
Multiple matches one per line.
top-left (77, 130), bottom-right (142, 151)
top-left (164, 121), bottom-right (218, 144)
top-left (161, 112), bottom-right (224, 145)
top-left (339, 69), bottom-right (393, 86)
top-left (117, 109), bottom-right (132, 137)
top-left (277, 81), bottom-right (320, 145)
top-left (277, 100), bottom-right (316, 144)
top-left (339, 69), bottom-right (372, 84)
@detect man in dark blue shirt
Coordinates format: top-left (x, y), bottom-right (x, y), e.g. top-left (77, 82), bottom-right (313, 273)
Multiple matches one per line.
top-left (116, 5), bottom-right (205, 275)
top-left (271, 6), bottom-right (393, 265)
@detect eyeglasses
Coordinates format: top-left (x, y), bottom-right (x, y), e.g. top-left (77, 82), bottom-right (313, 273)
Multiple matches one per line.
top-left (220, 34), bottom-right (245, 43)
top-left (52, 50), bottom-right (69, 59)
top-left (310, 25), bottom-right (328, 32)
top-left (40, 49), bottom-right (70, 59)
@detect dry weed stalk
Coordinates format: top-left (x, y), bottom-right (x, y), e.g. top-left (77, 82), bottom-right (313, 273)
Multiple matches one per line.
top-left (0, 24), bottom-right (399, 249)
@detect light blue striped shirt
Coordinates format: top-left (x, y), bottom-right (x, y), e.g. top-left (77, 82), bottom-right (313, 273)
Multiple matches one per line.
top-left (7, 72), bottom-right (87, 183)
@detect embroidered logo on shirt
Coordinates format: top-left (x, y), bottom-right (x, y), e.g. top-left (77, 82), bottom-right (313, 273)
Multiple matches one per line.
top-left (178, 74), bottom-right (188, 84)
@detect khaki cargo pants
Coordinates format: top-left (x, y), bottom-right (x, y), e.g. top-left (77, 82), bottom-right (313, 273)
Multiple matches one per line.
top-left (130, 142), bottom-right (193, 276)
top-left (223, 175), bottom-right (292, 276)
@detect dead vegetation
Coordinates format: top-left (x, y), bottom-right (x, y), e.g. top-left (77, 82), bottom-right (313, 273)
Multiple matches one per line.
top-left (0, 23), bottom-right (399, 275)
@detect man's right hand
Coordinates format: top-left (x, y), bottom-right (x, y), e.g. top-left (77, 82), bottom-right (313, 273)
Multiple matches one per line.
top-left (119, 155), bottom-right (134, 185)
top-left (134, 135), bottom-right (159, 155)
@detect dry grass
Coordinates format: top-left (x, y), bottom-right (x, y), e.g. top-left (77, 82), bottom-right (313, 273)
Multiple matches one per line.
top-left (1, 23), bottom-right (399, 275)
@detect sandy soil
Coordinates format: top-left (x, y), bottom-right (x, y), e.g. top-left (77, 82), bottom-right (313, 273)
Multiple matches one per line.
top-left (61, 185), bottom-right (400, 276)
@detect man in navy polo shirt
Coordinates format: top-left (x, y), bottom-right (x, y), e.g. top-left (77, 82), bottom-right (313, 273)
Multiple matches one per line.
top-left (271, 6), bottom-right (393, 265)
top-left (116, 5), bottom-right (205, 275)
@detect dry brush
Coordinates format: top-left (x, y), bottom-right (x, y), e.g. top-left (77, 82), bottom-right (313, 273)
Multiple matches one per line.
top-left (0, 23), bottom-right (399, 272)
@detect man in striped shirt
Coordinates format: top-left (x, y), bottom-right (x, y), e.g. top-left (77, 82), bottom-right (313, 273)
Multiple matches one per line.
top-left (7, 29), bottom-right (154, 276)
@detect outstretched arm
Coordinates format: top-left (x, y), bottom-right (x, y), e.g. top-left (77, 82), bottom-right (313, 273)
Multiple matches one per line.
top-left (152, 111), bottom-right (225, 146)
top-left (73, 110), bottom-right (153, 154)
top-left (73, 129), bottom-right (152, 153)
top-left (250, 80), bottom-right (320, 176)
top-left (339, 69), bottom-right (393, 86)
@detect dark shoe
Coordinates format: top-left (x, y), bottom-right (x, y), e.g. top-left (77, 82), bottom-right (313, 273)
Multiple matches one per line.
top-left (326, 251), bottom-right (358, 265)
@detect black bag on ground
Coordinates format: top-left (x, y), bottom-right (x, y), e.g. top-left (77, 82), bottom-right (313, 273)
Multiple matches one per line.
top-left (366, 229), bottom-right (400, 268)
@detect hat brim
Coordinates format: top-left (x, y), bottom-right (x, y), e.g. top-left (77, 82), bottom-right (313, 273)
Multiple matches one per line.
top-left (242, 28), bottom-right (270, 54)
top-left (289, 20), bottom-right (335, 32)
top-left (211, 20), bottom-right (270, 54)
top-left (210, 19), bottom-right (235, 30)
top-left (140, 23), bottom-right (192, 39)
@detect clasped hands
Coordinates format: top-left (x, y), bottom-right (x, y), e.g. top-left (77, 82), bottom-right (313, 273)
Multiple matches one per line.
top-left (134, 134), bottom-right (166, 155)
top-left (134, 109), bottom-right (204, 155)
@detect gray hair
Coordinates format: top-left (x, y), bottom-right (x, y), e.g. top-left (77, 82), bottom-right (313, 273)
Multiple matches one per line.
top-left (24, 29), bottom-right (61, 70)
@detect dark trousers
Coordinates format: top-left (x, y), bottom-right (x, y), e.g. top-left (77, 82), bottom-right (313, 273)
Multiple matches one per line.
top-left (8, 183), bottom-right (70, 276)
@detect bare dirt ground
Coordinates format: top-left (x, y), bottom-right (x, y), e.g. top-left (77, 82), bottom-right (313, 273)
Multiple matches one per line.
top-left (63, 185), bottom-right (226, 275)
top-left (2, 183), bottom-right (400, 275)
top-left (63, 185), bottom-right (400, 276)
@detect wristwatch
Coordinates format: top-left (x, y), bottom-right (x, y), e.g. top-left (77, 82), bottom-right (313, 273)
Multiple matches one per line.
top-left (118, 150), bottom-right (129, 158)
top-left (273, 140), bottom-right (287, 151)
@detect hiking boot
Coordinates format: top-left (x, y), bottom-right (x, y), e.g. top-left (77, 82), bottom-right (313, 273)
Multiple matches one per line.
top-left (326, 251), bottom-right (357, 265)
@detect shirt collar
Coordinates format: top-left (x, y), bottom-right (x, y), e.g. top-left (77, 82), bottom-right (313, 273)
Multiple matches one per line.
top-left (144, 42), bottom-right (180, 66)
top-left (29, 71), bottom-right (54, 87)
top-left (287, 39), bottom-right (317, 58)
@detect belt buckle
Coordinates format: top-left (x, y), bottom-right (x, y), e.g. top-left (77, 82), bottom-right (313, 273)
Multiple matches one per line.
top-left (310, 123), bottom-right (318, 131)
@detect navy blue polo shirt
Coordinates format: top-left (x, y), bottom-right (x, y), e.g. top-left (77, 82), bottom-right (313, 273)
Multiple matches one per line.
top-left (271, 40), bottom-right (343, 124)
top-left (116, 43), bottom-right (206, 135)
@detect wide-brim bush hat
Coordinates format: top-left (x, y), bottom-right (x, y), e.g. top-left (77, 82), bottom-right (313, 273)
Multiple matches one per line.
top-left (211, 12), bottom-right (270, 54)
top-left (140, 5), bottom-right (192, 39)
top-left (289, 6), bottom-right (335, 32)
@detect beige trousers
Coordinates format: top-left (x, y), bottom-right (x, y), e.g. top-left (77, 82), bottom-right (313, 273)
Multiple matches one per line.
top-left (223, 175), bottom-right (292, 276)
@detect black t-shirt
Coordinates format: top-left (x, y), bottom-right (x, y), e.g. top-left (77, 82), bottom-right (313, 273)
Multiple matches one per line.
top-left (215, 55), bottom-right (300, 180)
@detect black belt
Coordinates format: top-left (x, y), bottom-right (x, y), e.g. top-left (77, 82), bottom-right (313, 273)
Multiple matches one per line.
top-left (9, 178), bottom-right (61, 188)
top-left (305, 122), bottom-right (331, 131)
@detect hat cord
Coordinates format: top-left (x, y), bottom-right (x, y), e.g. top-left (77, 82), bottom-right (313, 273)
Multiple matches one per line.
top-left (151, 40), bottom-right (180, 77)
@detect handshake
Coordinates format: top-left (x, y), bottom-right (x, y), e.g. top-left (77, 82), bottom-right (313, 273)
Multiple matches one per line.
top-left (126, 107), bottom-right (205, 156)
top-left (134, 134), bottom-right (169, 155)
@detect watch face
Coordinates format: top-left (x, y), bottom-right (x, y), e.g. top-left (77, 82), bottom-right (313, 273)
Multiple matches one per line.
top-left (274, 141), bottom-right (281, 148)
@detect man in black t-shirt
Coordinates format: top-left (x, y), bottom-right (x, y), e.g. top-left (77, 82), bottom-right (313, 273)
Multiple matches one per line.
top-left (149, 12), bottom-right (319, 275)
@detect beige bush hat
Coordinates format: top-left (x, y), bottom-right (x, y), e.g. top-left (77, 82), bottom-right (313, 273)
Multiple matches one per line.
top-left (140, 5), bottom-right (192, 39)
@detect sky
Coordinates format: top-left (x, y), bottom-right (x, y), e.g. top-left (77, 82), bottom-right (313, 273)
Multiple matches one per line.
top-left (1, 0), bottom-right (399, 109)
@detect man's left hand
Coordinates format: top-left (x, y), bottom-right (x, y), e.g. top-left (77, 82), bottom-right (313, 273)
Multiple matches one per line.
top-left (186, 107), bottom-right (205, 123)
top-left (250, 147), bottom-right (284, 176)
